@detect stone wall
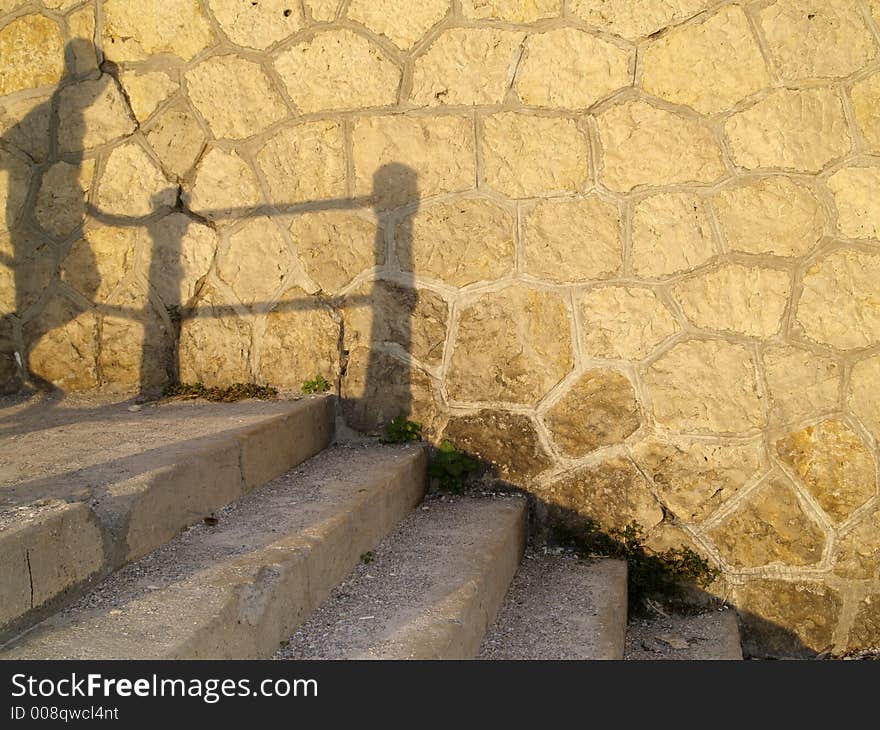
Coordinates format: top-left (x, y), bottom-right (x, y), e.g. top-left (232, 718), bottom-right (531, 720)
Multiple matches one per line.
top-left (1, 0), bottom-right (879, 655)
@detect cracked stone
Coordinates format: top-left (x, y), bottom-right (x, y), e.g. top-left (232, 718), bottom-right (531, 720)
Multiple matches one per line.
top-left (119, 70), bottom-right (179, 123)
top-left (58, 76), bottom-right (137, 154)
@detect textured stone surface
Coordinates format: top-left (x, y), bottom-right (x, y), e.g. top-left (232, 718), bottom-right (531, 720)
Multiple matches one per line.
top-left (631, 192), bottom-right (716, 279)
top-left (849, 355), bottom-right (880, 441)
top-left (0, 93), bottom-right (51, 163)
top-left (186, 56), bottom-right (286, 140)
top-left (304, 0), bottom-right (338, 22)
top-left (646, 340), bottom-right (763, 433)
top-left (145, 107), bottom-right (207, 179)
top-left (848, 596), bottom-right (880, 652)
top-left (580, 286), bottom-right (678, 360)
top-left (207, 0), bottom-right (303, 50)
top-left (348, 0), bottom-right (449, 49)
top-left (570, 0), bottom-right (705, 40)
top-left (762, 346), bottom-right (840, 426)
top-left (596, 100), bottom-right (724, 191)
top-left (642, 5), bottom-right (769, 114)
top-left (712, 177), bottom-right (825, 257)
top-left (827, 166), bottom-right (880, 240)
top-left (57, 76), bottom-right (136, 154)
top-left (443, 410), bottom-right (552, 482)
top-left (542, 457), bottom-right (664, 531)
top-left (709, 476), bottom-right (825, 568)
top-left (401, 198), bottom-right (514, 287)
top-left (481, 113), bottom-right (590, 197)
top-left (0, 14), bottom-right (64, 96)
top-left (523, 196), bottom-right (620, 282)
top-left (411, 28), bottom-right (523, 107)
top-left (632, 437), bottom-right (763, 523)
top-left (289, 210), bottom-right (380, 293)
top-left (257, 121), bottom-right (347, 206)
top-left (447, 285), bottom-right (572, 404)
top-left (218, 217), bottom-right (291, 305)
top-left (34, 159), bottom-right (95, 238)
top-left (516, 28), bottom-right (630, 110)
top-left (185, 147), bottom-right (261, 222)
top-left (462, 0), bottom-right (559, 22)
top-left (352, 115), bottom-right (474, 208)
top-left (797, 249), bottom-right (880, 350)
top-left (672, 263), bottom-right (791, 338)
top-left (0, 231), bottom-right (55, 315)
top-left (851, 73), bottom-right (880, 152)
top-left (119, 71), bottom-right (179, 123)
top-left (724, 88), bottom-right (851, 172)
top-left (543, 369), bottom-right (640, 457)
top-left (102, 0), bottom-right (215, 62)
top-left (276, 30), bottom-right (400, 113)
top-left (776, 420), bottom-right (876, 525)
top-left (61, 224), bottom-right (137, 303)
top-left (95, 142), bottom-right (175, 217)
top-left (146, 212), bottom-right (216, 308)
top-left (66, 6), bottom-right (98, 75)
top-left (834, 509), bottom-right (880, 579)
top-left (757, 0), bottom-right (876, 82)
top-left (0, 148), bottom-right (30, 232)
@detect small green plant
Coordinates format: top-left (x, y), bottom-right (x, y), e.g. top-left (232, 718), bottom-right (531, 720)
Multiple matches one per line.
top-left (301, 374), bottom-right (331, 394)
top-left (554, 519), bottom-right (720, 613)
top-left (163, 382), bottom-right (278, 402)
top-left (428, 440), bottom-right (479, 495)
top-left (381, 416), bottom-right (422, 444)
top-left (360, 551), bottom-right (374, 565)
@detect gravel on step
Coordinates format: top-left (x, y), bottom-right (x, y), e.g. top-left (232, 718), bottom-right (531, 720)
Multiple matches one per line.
top-left (624, 607), bottom-right (743, 660)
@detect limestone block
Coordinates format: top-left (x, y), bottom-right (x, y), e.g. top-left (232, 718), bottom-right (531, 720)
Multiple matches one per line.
top-left (544, 369), bottom-right (640, 458)
top-left (57, 76), bottom-right (136, 154)
top-left (447, 284), bottom-right (572, 404)
top-left (443, 410), bottom-right (552, 482)
top-left (851, 73), bottom-right (880, 152)
top-left (570, 0), bottom-right (706, 40)
top-left (218, 217), bottom-right (291, 306)
top-left (95, 142), bottom-right (175, 217)
top-left (631, 437), bottom-right (764, 523)
top-left (0, 148), bottom-right (31, 231)
top-left (186, 56), bottom-right (287, 140)
top-left (146, 212), bottom-right (216, 308)
top-left (757, 0), bottom-right (876, 82)
top-left (849, 355), bottom-right (880, 441)
top-left (646, 339), bottom-right (763, 433)
top-left (259, 287), bottom-right (340, 389)
top-left (207, 0), bottom-right (303, 50)
top-left (257, 121), bottom-right (347, 206)
top-left (580, 286), bottom-right (678, 360)
top-left (352, 116), bottom-right (474, 209)
top-left (724, 88), bottom-right (851, 172)
top-left (289, 210), bottom-right (381, 294)
top-left (827, 166), bottom-right (880, 240)
top-left (118, 71), bottom-right (179, 123)
top-left (61, 224), bottom-right (137, 303)
top-left (24, 292), bottom-right (98, 389)
top-left (401, 198), bottom-right (514, 287)
top-left (67, 5), bottom-right (98, 75)
top-left (797, 249), bottom-right (880, 350)
top-left (0, 230), bottom-right (55, 315)
top-left (275, 29), bottom-right (401, 113)
top-left (461, 0), bottom-right (559, 22)
top-left (523, 196), bottom-right (620, 282)
top-left (0, 315), bottom-right (19, 393)
top-left (776, 420), bottom-right (876, 525)
top-left (631, 192), bottom-right (716, 278)
top-left (541, 457), bottom-right (664, 532)
top-left (481, 112), bottom-right (590, 197)
top-left (516, 27), bottom-right (630, 110)
top-left (708, 476), bottom-right (825, 568)
top-left (411, 28), bottom-right (523, 107)
top-left (762, 346), bottom-right (840, 426)
top-left (834, 508), bottom-right (880, 579)
top-left (712, 177), bottom-right (825, 257)
top-left (343, 279), bottom-right (448, 366)
top-left (0, 14), bottom-right (64, 96)
top-left (348, 0), bottom-right (449, 49)
top-left (185, 147), bottom-right (261, 222)
top-left (145, 107), bottom-right (207, 179)
top-left (736, 580), bottom-right (841, 657)
top-left (642, 5), bottom-right (770, 114)
top-left (848, 596), bottom-right (880, 652)
top-left (596, 100), bottom-right (724, 192)
top-left (34, 159), bottom-right (95, 239)
top-left (0, 93), bottom-right (51, 163)
top-left (304, 0), bottom-right (339, 22)
top-left (178, 287), bottom-right (252, 386)
top-left (102, 0), bottom-right (215, 62)
top-left (672, 263), bottom-right (791, 338)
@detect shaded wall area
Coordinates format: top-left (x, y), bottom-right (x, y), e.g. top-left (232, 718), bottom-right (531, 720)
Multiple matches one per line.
top-left (1, 0), bottom-right (880, 656)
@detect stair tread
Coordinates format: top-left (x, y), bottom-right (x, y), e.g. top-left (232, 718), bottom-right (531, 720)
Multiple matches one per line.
top-left (624, 608), bottom-right (742, 660)
top-left (0, 443), bottom-right (426, 659)
top-left (479, 553), bottom-right (628, 660)
top-left (276, 494), bottom-right (527, 660)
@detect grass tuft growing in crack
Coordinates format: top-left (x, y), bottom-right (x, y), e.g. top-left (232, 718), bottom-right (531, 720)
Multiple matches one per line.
top-left (163, 382), bottom-right (278, 402)
top-left (428, 440), bottom-right (479, 495)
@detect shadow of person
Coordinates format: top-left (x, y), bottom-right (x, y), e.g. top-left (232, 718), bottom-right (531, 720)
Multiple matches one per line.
top-left (0, 39), bottom-right (104, 395)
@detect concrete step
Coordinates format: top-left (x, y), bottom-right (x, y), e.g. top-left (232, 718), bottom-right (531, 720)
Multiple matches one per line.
top-left (276, 494), bottom-right (527, 660)
top-left (0, 395), bottom-right (335, 642)
top-left (0, 443), bottom-right (427, 659)
top-left (624, 608), bottom-right (743, 660)
top-left (479, 553), bottom-right (628, 660)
